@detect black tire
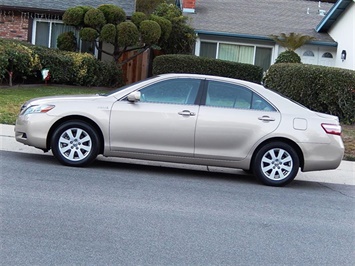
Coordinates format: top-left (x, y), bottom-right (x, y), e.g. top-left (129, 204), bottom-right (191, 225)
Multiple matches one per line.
top-left (51, 120), bottom-right (100, 167)
top-left (253, 142), bottom-right (299, 186)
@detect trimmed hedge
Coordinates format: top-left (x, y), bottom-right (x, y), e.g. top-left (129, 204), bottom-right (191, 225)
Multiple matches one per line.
top-left (0, 39), bottom-right (123, 87)
top-left (264, 63), bottom-right (355, 124)
top-left (153, 54), bottom-right (263, 83)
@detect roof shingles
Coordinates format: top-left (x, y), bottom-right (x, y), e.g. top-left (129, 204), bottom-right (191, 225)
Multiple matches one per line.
top-left (0, 0), bottom-right (135, 15)
top-left (187, 0), bottom-right (335, 42)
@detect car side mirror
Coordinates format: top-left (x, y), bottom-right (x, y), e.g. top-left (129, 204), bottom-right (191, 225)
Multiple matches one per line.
top-left (127, 91), bottom-right (141, 102)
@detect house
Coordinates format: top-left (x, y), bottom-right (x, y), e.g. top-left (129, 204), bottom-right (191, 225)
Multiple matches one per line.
top-left (180, 0), bottom-right (354, 71)
top-left (316, 0), bottom-right (354, 70)
top-left (0, 0), bottom-right (135, 57)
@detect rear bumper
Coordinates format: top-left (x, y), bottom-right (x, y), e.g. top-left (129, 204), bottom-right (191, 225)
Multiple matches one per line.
top-left (301, 139), bottom-right (344, 172)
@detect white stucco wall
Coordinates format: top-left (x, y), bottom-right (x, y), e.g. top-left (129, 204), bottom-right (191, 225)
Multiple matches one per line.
top-left (328, 2), bottom-right (355, 70)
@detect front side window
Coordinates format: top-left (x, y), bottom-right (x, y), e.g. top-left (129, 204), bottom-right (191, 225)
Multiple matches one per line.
top-left (206, 81), bottom-right (275, 111)
top-left (139, 79), bottom-right (201, 105)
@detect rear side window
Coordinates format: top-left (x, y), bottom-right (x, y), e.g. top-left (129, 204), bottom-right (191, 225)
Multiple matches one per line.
top-left (205, 81), bottom-right (275, 111)
top-left (139, 78), bottom-right (201, 105)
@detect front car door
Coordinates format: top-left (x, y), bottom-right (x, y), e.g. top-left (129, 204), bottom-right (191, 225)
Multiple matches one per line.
top-left (110, 78), bottom-right (202, 157)
top-left (195, 80), bottom-right (281, 161)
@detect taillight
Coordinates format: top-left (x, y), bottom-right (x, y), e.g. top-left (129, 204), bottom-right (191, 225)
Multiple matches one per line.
top-left (321, 123), bottom-right (342, 136)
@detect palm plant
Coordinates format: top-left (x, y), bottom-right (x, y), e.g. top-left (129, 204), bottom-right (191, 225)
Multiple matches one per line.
top-left (269, 32), bottom-right (315, 51)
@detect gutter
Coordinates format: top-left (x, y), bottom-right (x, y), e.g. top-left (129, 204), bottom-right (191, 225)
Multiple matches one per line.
top-left (316, 0), bottom-right (345, 32)
top-left (195, 30), bottom-right (338, 47)
top-left (0, 5), bottom-right (64, 15)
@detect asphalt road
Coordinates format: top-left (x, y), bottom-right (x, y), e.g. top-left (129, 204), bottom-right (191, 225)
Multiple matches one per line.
top-left (1, 150), bottom-right (355, 265)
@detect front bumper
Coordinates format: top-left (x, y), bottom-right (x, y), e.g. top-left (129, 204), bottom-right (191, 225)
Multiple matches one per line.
top-left (15, 113), bottom-right (56, 151)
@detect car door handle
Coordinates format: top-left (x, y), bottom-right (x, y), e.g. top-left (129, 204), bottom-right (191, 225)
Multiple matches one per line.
top-left (258, 115), bottom-right (275, 122)
top-left (178, 110), bottom-right (196, 116)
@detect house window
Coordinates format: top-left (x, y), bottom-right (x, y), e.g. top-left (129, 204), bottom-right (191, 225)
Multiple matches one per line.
top-left (218, 44), bottom-right (254, 64)
top-left (322, 52), bottom-right (333, 58)
top-left (255, 47), bottom-right (272, 73)
top-left (303, 50), bottom-right (315, 56)
top-left (200, 42), bottom-right (217, 58)
top-left (32, 19), bottom-right (94, 54)
top-left (200, 41), bottom-right (272, 72)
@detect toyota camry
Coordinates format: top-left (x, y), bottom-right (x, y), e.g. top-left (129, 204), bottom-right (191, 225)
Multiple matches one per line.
top-left (15, 74), bottom-right (344, 186)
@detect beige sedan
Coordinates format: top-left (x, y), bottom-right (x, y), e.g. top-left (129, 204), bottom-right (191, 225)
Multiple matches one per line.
top-left (15, 74), bottom-right (344, 186)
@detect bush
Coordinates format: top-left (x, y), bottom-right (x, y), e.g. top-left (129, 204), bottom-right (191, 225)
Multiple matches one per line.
top-left (0, 39), bottom-right (41, 84)
top-left (275, 50), bottom-right (301, 64)
top-left (0, 39), bottom-right (123, 87)
top-left (84, 9), bottom-right (106, 29)
top-left (263, 63), bottom-right (355, 124)
top-left (62, 7), bottom-right (85, 26)
top-left (33, 46), bottom-right (123, 87)
top-left (100, 24), bottom-right (117, 44)
top-left (140, 20), bottom-right (161, 45)
top-left (117, 22), bottom-right (139, 47)
top-left (98, 4), bottom-right (126, 24)
top-left (153, 54), bottom-right (263, 83)
top-left (57, 31), bottom-right (77, 52)
top-left (131, 12), bottom-right (147, 28)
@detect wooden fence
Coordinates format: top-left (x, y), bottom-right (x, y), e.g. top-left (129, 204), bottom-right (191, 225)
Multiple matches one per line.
top-left (119, 48), bottom-right (151, 85)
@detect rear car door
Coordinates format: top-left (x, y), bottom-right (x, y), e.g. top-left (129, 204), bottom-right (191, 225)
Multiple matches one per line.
top-left (195, 80), bottom-right (281, 160)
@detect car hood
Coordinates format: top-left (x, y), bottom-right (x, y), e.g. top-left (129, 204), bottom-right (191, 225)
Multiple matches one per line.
top-left (22, 94), bottom-right (107, 106)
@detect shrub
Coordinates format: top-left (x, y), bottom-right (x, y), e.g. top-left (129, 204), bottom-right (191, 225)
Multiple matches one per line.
top-left (117, 22), bottom-right (139, 47)
top-left (33, 47), bottom-right (123, 87)
top-left (131, 12), bottom-right (147, 28)
top-left (275, 50), bottom-right (301, 64)
top-left (100, 24), bottom-right (117, 44)
top-left (98, 4), bottom-right (126, 24)
top-left (84, 9), bottom-right (106, 29)
top-left (0, 39), bottom-right (41, 84)
top-left (57, 31), bottom-right (77, 52)
top-left (0, 39), bottom-right (123, 87)
top-left (153, 54), bottom-right (263, 83)
top-left (80, 27), bottom-right (99, 42)
top-left (62, 7), bottom-right (85, 26)
top-left (140, 20), bottom-right (161, 45)
top-left (149, 15), bottom-right (172, 41)
top-left (263, 63), bottom-right (355, 124)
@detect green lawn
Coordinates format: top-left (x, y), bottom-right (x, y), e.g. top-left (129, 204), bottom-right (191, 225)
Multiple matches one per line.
top-left (0, 85), bottom-right (109, 125)
top-left (1, 85), bottom-right (354, 160)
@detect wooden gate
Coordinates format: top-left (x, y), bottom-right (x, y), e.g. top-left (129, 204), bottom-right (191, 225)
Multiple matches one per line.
top-left (119, 48), bottom-right (151, 85)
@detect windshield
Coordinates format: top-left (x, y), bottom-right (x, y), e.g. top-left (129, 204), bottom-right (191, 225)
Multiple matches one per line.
top-left (101, 77), bottom-right (156, 96)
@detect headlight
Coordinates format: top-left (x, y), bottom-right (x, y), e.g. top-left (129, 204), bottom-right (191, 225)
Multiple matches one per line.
top-left (22, 104), bottom-right (55, 115)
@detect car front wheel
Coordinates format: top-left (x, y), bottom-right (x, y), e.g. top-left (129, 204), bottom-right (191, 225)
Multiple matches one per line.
top-left (51, 121), bottom-right (100, 167)
top-left (253, 142), bottom-right (299, 186)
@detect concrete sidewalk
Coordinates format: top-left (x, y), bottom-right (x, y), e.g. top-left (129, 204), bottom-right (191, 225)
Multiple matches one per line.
top-left (1, 124), bottom-right (354, 185)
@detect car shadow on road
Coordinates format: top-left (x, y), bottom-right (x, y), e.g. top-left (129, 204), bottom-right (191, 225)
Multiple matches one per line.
top-left (9, 151), bottom-right (353, 193)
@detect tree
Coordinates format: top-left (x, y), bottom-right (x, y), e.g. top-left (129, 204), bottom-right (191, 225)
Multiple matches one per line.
top-left (57, 31), bottom-right (77, 52)
top-left (136, 0), bottom-right (175, 15)
top-left (269, 32), bottom-right (315, 51)
top-left (269, 32), bottom-right (315, 64)
top-left (62, 4), bottom-right (166, 62)
top-left (153, 3), bottom-right (196, 54)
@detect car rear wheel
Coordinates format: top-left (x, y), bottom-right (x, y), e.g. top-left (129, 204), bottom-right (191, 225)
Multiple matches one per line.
top-left (253, 142), bottom-right (299, 186)
top-left (51, 121), bottom-right (100, 167)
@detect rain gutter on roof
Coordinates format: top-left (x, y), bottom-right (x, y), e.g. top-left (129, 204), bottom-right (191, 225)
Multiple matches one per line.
top-left (196, 30), bottom-right (337, 47)
top-left (316, 0), bottom-right (351, 32)
top-left (0, 5), bottom-right (63, 14)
